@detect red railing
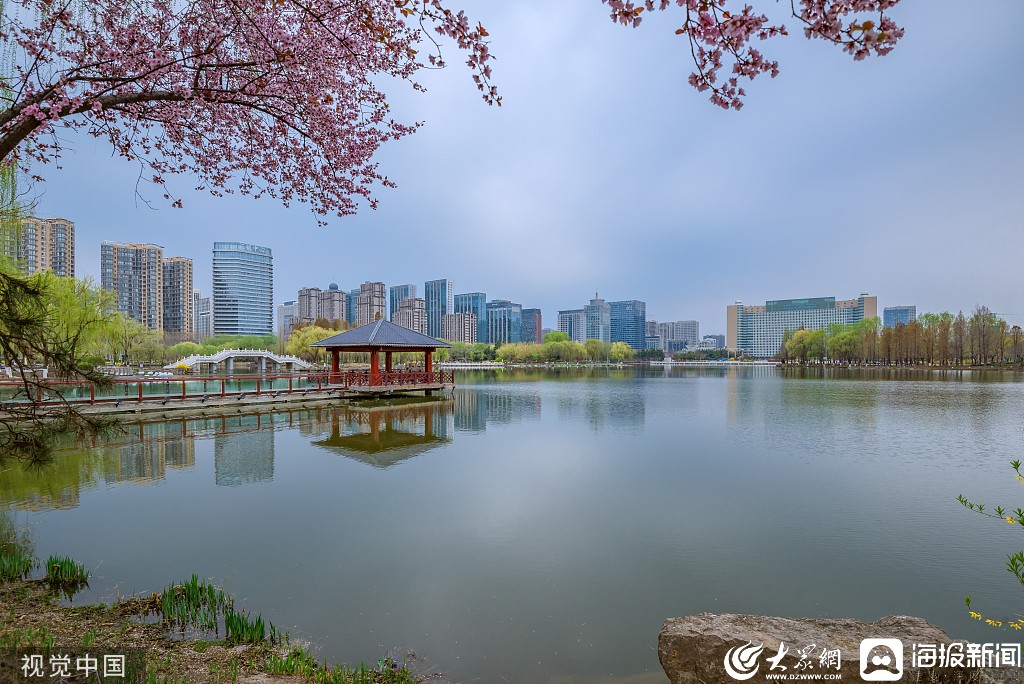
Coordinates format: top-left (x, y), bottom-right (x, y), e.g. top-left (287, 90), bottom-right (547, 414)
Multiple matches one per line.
top-left (0, 373), bottom-right (333, 407)
top-left (330, 370), bottom-right (455, 387)
top-left (0, 370), bottom-right (457, 407)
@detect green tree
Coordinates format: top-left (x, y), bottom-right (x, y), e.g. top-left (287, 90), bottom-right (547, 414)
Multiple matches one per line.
top-left (285, 326), bottom-right (336, 362)
top-left (543, 331), bottom-right (569, 343)
top-left (610, 342), bottom-right (634, 362)
top-left (584, 339), bottom-right (611, 362)
top-left (0, 262), bottom-right (113, 463)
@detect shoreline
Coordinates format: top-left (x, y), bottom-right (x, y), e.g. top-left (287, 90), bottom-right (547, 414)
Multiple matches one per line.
top-left (0, 576), bottom-right (424, 684)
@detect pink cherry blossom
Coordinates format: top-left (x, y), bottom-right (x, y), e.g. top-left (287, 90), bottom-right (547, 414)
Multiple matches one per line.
top-left (603, 0), bottom-right (903, 110)
top-left (0, 0), bottom-right (496, 223)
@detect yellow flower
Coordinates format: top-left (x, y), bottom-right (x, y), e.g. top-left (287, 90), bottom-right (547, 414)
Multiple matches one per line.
top-left (1008, 517), bottom-right (1016, 524)
top-left (970, 612), bottom-right (983, 620)
top-left (1011, 623), bottom-right (1022, 630)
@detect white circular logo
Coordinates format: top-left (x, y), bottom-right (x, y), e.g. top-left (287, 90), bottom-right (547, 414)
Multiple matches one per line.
top-left (724, 641), bottom-right (764, 680)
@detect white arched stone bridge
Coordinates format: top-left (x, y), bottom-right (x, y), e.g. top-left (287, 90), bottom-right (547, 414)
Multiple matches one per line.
top-left (165, 348), bottom-right (312, 373)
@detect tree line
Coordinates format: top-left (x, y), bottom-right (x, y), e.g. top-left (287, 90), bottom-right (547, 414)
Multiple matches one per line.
top-left (780, 306), bottom-right (1024, 366)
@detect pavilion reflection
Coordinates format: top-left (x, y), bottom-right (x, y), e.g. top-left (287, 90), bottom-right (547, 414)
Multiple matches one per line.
top-left (309, 399), bottom-right (454, 469)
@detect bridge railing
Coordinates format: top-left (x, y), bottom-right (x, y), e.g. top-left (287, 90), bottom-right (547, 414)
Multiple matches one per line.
top-left (165, 349), bottom-right (311, 370)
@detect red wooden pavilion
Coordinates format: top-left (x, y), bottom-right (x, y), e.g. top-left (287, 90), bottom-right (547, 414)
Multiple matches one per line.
top-left (310, 319), bottom-right (454, 392)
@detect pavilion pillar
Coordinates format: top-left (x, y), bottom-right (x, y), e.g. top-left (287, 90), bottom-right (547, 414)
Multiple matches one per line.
top-left (370, 348), bottom-right (380, 384)
top-left (331, 350), bottom-right (340, 384)
top-left (385, 351), bottom-right (393, 373)
top-left (424, 349), bottom-right (432, 375)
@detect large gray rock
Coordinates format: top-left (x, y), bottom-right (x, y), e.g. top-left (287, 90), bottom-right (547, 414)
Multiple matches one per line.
top-left (659, 613), bottom-right (1022, 684)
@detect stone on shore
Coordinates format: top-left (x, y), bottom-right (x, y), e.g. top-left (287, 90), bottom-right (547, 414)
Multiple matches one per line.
top-left (659, 613), bottom-right (1023, 684)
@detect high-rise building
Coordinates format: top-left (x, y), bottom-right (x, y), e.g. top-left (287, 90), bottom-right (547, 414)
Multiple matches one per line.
top-left (883, 305), bottom-right (917, 328)
top-left (487, 300), bottom-right (522, 346)
top-left (277, 300), bottom-right (298, 344)
top-left (319, 284), bottom-right (347, 325)
top-left (442, 312), bottom-right (477, 344)
top-left (297, 287), bottom-right (321, 323)
top-left (347, 288), bottom-right (359, 326)
top-left (212, 242), bottom-right (273, 336)
top-left (162, 256), bottom-right (194, 341)
top-left (355, 280), bottom-right (386, 326)
top-left (727, 294), bottom-right (878, 358)
top-left (455, 292), bottom-right (487, 344)
top-left (699, 334), bottom-right (726, 350)
top-left (100, 242), bottom-right (164, 331)
top-left (673, 320), bottom-right (700, 348)
top-left (584, 292), bottom-right (610, 343)
top-left (393, 296), bottom-right (427, 334)
top-left (192, 289), bottom-right (202, 338)
top-left (195, 295), bottom-right (213, 341)
top-left (656, 322), bottom-right (674, 351)
top-left (521, 308), bottom-right (542, 344)
top-left (425, 279), bottom-right (454, 339)
top-left (610, 300), bottom-right (646, 350)
top-left (3, 217), bottom-right (75, 277)
top-left (645, 320), bottom-right (658, 337)
top-left (557, 309), bottom-right (585, 343)
top-left (390, 284), bottom-right (416, 321)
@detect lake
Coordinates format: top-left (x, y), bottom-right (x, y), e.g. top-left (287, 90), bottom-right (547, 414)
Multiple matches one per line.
top-left (3, 367), bottom-right (1023, 683)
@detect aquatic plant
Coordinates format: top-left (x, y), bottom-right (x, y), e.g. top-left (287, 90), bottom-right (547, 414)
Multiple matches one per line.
top-left (44, 555), bottom-right (90, 597)
top-left (0, 548), bottom-right (35, 581)
top-left (160, 574), bottom-right (232, 632)
top-left (0, 512), bottom-right (35, 581)
top-left (224, 607), bottom-right (281, 645)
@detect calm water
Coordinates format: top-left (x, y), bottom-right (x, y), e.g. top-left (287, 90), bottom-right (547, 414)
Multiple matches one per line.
top-left (3, 367), bottom-right (1024, 682)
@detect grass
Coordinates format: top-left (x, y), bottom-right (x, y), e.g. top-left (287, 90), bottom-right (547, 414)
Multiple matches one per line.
top-left (0, 511), bottom-right (36, 582)
top-left (1, 552), bottom-right (424, 684)
top-left (224, 606), bottom-right (282, 645)
top-left (160, 574), bottom-right (281, 645)
top-left (266, 648), bottom-right (419, 684)
top-left (44, 554), bottom-right (90, 597)
top-left (160, 573), bottom-right (232, 632)
top-left (0, 625), bottom-right (56, 651)
top-left (0, 547), bottom-right (35, 581)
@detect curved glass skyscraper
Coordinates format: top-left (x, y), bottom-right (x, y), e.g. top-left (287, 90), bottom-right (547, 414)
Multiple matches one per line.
top-left (212, 242), bottom-right (273, 336)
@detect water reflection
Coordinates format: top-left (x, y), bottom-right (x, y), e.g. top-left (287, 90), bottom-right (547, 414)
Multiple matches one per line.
top-left (214, 430), bottom-right (274, 486)
top-left (308, 399), bottom-right (454, 469)
top-left (0, 401), bottom-right (465, 509)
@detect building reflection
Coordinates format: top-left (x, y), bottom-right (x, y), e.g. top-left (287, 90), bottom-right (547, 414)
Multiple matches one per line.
top-left (214, 430), bottom-right (274, 486)
top-left (451, 386), bottom-right (541, 431)
top-left (1, 387), bottom-right (553, 510)
top-left (555, 386), bottom-right (645, 431)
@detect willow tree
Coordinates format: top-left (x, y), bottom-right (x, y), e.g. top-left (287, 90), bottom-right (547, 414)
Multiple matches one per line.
top-left (0, 263), bottom-right (117, 463)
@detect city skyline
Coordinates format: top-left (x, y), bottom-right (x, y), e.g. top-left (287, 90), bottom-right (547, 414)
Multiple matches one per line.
top-left (22, 1), bottom-right (1023, 331)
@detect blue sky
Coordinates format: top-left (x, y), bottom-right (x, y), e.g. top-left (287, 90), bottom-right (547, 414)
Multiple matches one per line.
top-left (34, 0), bottom-right (1024, 334)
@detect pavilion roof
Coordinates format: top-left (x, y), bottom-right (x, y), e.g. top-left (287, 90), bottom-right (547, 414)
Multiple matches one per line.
top-left (310, 319), bottom-right (451, 349)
